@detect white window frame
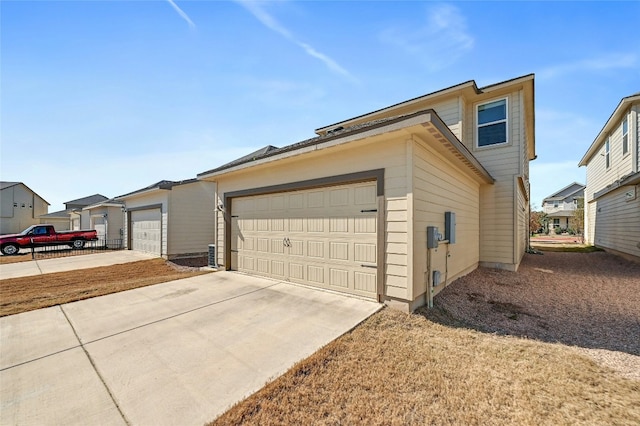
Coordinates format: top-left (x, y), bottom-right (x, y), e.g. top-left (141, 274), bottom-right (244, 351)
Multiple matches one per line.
top-left (605, 138), bottom-right (610, 169)
top-left (476, 97), bottom-right (509, 148)
top-left (622, 117), bottom-right (629, 156)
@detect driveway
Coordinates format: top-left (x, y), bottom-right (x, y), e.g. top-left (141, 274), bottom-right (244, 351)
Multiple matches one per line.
top-left (0, 272), bottom-right (381, 425)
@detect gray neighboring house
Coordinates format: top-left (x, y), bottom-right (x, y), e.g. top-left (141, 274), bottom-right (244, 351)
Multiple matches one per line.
top-left (542, 182), bottom-right (585, 233)
top-left (0, 182), bottom-right (50, 234)
top-left (116, 179), bottom-right (217, 259)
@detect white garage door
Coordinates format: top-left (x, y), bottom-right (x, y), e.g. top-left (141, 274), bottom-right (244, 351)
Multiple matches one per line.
top-left (231, 181), bottom-right (378, 299)
top-left (131, 209), bottom-right (162, 256)
top-left (93, 216), bottom-right (106, 241)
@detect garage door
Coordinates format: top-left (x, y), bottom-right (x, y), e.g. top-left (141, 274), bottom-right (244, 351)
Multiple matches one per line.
top-left (93, 216), bottom-right (106, 242)
top-left (131, 209), bottom-right (162, 255)
top-left (231, 181), bottom-right (378, 299)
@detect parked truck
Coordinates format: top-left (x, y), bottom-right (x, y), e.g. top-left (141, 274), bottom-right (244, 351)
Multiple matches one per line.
top-left (0, 225), bottom-right (99, 255)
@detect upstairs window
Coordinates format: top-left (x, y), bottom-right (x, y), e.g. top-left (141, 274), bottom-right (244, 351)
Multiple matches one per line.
top-left (622, 117), bottom-right (628, 156)
top-left (605, 138), bottom-right (610, 169)
top-left (553, 200), bottom-right (559, 208)
top-left (477, 98), bottom-right (508, 147)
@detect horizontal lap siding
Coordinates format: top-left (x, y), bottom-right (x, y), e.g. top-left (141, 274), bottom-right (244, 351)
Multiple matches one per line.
top-left (168, 182), bottom-right (216, 257)
top-left (215, 137), bottom-right (410, 300)
top-left (593, 186), bottom-right (640, 257)
top-left (467, 91), bottom-right (522, 265)
top-left (123, 193), bottom-right (169, 256)
top-left (412, 140), bottom-right (480, 299)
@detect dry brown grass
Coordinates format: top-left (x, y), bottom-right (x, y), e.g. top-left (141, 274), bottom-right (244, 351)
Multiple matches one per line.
top-left (0, 259), bottom-right (209, 316)
top-left (0, 253), bottom-right (34, 264)
top-left (212, 308), bottom-right (640, 425)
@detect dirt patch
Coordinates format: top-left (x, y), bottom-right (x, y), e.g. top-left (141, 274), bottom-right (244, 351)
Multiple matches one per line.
top-left (424, 251), bottom-right (640, 379)
top-left (0, 258), bottom-right (210, 316)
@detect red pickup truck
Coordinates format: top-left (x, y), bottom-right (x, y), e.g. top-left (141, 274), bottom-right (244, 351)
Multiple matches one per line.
top-left (0, 225), bottom-right (99, 255)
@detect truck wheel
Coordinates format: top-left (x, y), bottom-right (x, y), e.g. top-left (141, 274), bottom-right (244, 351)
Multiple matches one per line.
top-left (1, 244), bottom-right (19, 256)
top-left (72, 240), bottom-right (85, 249)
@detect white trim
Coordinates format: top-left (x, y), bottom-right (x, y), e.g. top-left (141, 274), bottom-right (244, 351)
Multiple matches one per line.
top-left (475, 96), bottom-right (509, 149)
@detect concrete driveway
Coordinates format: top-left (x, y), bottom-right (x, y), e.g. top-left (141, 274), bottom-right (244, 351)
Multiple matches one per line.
top-left (1, 272), bottom-right (381, 425)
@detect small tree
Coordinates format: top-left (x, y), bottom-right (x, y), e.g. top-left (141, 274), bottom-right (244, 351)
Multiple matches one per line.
top-left (570, 198), bottom-right (585, 242)
top-left (529, 205), bottom-right (546, 235)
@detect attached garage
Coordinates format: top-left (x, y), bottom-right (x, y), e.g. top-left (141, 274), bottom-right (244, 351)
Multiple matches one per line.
top-left (130, 208), bottom-right (162, 256)
top-left (198, 75), bottom-right (535, 311)
top-left (115, 180), bottom-right (216, 260)
top-left (229, 179), bottom-right (381, 299)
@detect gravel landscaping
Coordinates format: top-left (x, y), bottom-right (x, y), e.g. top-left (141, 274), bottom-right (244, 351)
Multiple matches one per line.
top-left (424, 250), bottom-right (640, 380)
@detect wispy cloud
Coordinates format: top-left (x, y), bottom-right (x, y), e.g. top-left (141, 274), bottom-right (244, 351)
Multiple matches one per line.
top-left (167, 0), bottom-right (195, 29)
top-left (236, 1), bottom-right (356, 82)
top-left (380, 3), bottom-right (474, 71)
top-left (538, 53), bottom-right (638, 80)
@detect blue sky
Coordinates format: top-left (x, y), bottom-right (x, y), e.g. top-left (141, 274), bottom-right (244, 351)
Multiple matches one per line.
top-left (2, 1), bottom-right (639, 212)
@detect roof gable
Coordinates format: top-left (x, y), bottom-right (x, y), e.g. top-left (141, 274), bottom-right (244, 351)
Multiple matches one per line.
top-left (579, 93), bottom-right (640, 167)
top-left (0, 181), bottom-right (50, 205)
top-left (543, 182), bottom-right (585, 202)
top-left (64, 194), bottom-right (109, 207)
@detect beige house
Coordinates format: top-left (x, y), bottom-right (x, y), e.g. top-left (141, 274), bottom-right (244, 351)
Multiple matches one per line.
top-left (579, 93), bottom-right (640, 260)
top-left (198, 74), bottom-right (535, 311)
top-left (82, 199), bottom-right (126, 246)
top-left (542, 182), bottom-right (585, 233)
top-left (0, 182), bottom-right (49, 234)
top-left (116, 179), bottom-right (217, 259)
top-left (41, 194), bottom-right (109, 231)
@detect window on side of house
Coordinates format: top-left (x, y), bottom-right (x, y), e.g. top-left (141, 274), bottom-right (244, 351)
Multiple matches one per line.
top-left (553, 200), bottom-right (559, 208)
top-left (477, 98), bottom-right (508, 147)
top-left (605, 138), bottom-right (610, 169)
top-left (622, 117), bottom-right (628, 156)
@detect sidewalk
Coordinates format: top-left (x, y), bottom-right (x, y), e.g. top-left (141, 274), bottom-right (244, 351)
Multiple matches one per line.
top-left (0, 251), bottom-right (157, 279)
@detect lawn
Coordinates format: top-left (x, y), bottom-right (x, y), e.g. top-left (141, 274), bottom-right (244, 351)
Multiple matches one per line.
top-left (0, 258), bottom-right (210, 316)
top-left (212, 251), bottom-right (640, 425)
top-left (212, 308), bottom-right (639, 425)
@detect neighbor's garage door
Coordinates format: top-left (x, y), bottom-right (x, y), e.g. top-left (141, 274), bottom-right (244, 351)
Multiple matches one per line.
top-left (131, 209), bottom-right (161, 256)
top-left (231, 181), bottom-right (378, 299)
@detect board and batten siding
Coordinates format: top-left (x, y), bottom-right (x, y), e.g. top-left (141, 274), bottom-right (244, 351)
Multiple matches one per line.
top-left (214, 136), bottom-right (411, 300)
top-left (122, 192), bottom-right (169, 256)
top-left (167, 181), bottom-right (216, 257)
top-left (411, 138), bottom-right (480, 303)
top-left (465, 91), bottom-right (523, 268)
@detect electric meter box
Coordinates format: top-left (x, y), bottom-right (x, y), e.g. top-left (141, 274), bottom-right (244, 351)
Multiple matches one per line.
top-left (427, 226), bottom-right (439, 249)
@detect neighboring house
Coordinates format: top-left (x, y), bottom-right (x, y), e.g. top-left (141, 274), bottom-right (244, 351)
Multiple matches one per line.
top-left (115, 179), bottom-right (217, 259)
top-left (542, 182), bottom-right (585, 233)
top-left (40, 194), bottom-right (109, 231)
top-left (198, 74), bottom-right (535, 311)
top-left (0, 182), bottom-right (50, 234)
top-left (579, 93), bottom-right (640, 261)
top-left (83, 199), bottom-right (125, 245)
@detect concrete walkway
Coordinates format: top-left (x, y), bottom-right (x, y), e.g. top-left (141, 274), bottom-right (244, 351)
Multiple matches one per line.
top-left (0, 272), bottom-right (382, 425)
top-left (0, 251), bottom-right (157, 279)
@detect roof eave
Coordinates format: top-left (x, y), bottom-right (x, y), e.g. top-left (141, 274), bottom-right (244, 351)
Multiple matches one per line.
top-left (579, 94), bottom-right (640, 167)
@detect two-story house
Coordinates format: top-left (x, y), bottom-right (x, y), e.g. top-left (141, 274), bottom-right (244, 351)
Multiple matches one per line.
top-left (197, 74), bottom-right (535, 311)
top-left (542, 182), bottom-right (585, 233)
top-left (0, 182), bottom-right (50, 234)
top-left (579, 93), bottom-right (640, 260)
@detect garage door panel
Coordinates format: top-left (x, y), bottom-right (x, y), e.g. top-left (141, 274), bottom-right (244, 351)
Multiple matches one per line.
top-left (131, 209), bottom-right (161, 256)
top-left (232, 181), bottom-right (378, 299)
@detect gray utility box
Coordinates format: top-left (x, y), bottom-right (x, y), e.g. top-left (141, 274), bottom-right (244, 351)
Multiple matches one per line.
top-left (427, 226), bottom-right (439, 249)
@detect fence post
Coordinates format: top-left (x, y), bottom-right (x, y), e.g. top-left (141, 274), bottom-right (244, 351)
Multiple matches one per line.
top-left (31, 238), bottom-right (35, 260)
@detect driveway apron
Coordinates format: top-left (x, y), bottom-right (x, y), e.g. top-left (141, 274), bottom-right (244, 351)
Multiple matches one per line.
top-left (1, 271), bottom-right (381, 425)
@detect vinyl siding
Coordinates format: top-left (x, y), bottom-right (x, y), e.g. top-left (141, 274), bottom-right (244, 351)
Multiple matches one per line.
top-left (516, 180), bottom-right (527, 261)
top-left (467, 91), bottom-right (523, 267)
top-left (0, 184), bottom-right (48, 234)
top-left (168, 181), bottom-right (216, 257)
top-left (122, 192), bottom-right (169, 256)
top-left (411, 138), bottom-right (480, 301)
top-left (592, 185), bottom-right (640, 257)
top-left (215, 136), bottom-right (410, 299)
